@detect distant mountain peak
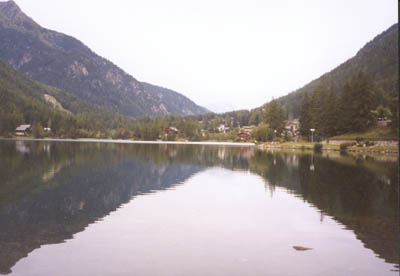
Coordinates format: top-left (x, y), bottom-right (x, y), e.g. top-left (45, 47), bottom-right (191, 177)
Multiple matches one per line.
top-left (0, 1), bottom-right (22, 19)
top-left (0, 0), bottom-right (38, 31)
top-left (0, 2), bottom-right (208, 117)
top-left (0, 0), bottom-right (19, 11)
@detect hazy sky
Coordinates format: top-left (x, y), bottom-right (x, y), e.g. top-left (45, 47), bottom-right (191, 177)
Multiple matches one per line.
top-left (12, 0), bottom-right (398, 112)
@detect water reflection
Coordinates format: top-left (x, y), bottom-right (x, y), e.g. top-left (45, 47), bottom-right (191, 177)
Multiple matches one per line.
top-left (252, 151), bottom-right (399, 267)
top-left (0, 141), bottom-right (398, 275)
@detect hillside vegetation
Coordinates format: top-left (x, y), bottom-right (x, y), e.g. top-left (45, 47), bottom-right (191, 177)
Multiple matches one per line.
top-left (277, 24), bottom-right (398, 119)
top-left (0, 60), bottom-right (134, 137)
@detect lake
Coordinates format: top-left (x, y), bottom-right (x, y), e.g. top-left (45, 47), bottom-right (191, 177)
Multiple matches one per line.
top-left (0, 140), bottom-right (398, 276)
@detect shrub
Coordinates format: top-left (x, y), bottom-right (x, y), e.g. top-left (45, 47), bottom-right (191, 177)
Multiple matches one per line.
top-left (113, 128), bottom-right (131, 139)
top-left (313, 143), bottom-right (323, 152)
top-left (166, 132), bottom-right (176, 141)
top-left (251, 124), bottom-right (273, 142)
top-left (365, 140), bottom-right (375, 147)
top-left (355, 137), bottom-right (364, 144)
top-left (340, 142), bottom-right (356, 151)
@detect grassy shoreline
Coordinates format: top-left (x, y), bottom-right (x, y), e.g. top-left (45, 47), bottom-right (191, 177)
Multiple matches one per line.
top-left (329, 125), bottom-right (397, 141)
top-left (1, 137), bottom-right (398, 154)
top-left (257, 141), bottom-right (398, 154)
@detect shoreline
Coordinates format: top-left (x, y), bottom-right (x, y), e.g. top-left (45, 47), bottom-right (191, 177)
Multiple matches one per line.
top-left (1, 137), bottom-right (398, 154)
top-left (0, 137), bottom-right (255, 147)
top-left (257, 143), bottom-right (398, 155)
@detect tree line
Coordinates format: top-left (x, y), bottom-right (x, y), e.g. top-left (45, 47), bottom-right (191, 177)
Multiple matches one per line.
top-left (1, 62), bottom-right (396, 142)
top-left (299, 71), bottom-right (398, 140)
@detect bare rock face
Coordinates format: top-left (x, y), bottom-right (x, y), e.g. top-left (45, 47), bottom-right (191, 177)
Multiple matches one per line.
top-left (0, 1), bottom-right (208, 117)
top-left (0, 0), bottom-right (36, 30)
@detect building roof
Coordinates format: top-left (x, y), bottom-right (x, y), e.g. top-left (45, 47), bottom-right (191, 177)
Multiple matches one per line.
top-left (165, 127), bottom-right (178, 132)
top-left (15, 124), bottom-right (31, 131)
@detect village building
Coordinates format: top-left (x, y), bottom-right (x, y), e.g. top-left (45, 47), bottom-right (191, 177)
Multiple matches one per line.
top-left (237, 132), bottom-right (250, 140)
top-left (376, 118), bottom-right (391, 126)
top-left (285, 120), bottom-right (300, 135)
top-left (15, 124), bottom-right (32, 136)
top-left (217, 124), bottom-right (230, 133)
top-left (240, 126), bottom-right (254, 134)
top-left (164, 127), bottom-right (178, 137)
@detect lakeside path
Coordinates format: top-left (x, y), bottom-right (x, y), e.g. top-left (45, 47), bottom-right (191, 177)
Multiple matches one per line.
top-left (0, 138), bottom-right (255, 147)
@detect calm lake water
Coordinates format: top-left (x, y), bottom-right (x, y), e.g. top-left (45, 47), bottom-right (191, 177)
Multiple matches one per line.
top-left (0, 141), bottom-right (398, 276)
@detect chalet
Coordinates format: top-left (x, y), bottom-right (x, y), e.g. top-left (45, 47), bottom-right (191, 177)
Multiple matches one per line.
top-left (217, 124), bottom-right (230, 133)
top-left (377, 118), bottom-right (391, 126)
top-left (15, 124), bottom-right (32, 136)
top-left (164, 127), bottom-right (178, 136)
top-left (285, 120), bottom-right (300, 134)
top-left (241, 126), bottom-right (254, 134)
top-left (237, 132), bottom-right (250, 140)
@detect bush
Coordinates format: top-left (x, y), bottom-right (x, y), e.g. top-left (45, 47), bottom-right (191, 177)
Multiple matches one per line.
top-left (166, 132), bottom-right (176, 141)
top-left (113, 128), bottom-right (131, 139)
top-left (313, 143), bottom-right (323, 152)
top-left (365, 140), bottom-right (375, 147)
top-left (340, 142), bottom-right (356, 151)
top-left (355, 137), bottom-right (364, 144)
top-left (251, 124), bottom-right (274, 142)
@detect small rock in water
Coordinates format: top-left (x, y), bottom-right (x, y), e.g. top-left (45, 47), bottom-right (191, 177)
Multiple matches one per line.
top-left (293, 246), bottom-right (313, 251)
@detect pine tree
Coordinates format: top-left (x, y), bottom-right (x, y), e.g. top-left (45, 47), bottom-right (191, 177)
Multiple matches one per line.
top-left (32, 122), bottom-right (45, 138)
top-left (389, 77), bottom-right (398, 134)
top-left (339, 81), bottom-right (353, 133)
top-left (320, 84), bottom-right (338, 137)
top-left (263, 99), bottom-right (286, 134)
top-left (339, 71), bottom-right (377, 133)
top-left (299, 92), bottom-right (312, 138)
top-left (310, 86), bottom-right (325, 137)
top-left (249, 110), bottom-right (261, 126)
top-left (351, 71), bottom-right (377, 131)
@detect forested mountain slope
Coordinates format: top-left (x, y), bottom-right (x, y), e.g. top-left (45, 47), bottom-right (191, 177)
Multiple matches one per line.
top-left (0, 59), bottom-right (133, 135)
top-left (276, 23), bottom-right (398, 119)
top-left (0, 1), bottom-right (208, 117)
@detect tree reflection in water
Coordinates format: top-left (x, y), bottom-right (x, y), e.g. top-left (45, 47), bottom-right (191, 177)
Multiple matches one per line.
top-left (0, 141), bottom-right (398, 274)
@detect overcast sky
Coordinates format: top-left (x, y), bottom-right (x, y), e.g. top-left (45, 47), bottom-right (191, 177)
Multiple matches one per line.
top-left (12, 0), bottom-right (398, 112)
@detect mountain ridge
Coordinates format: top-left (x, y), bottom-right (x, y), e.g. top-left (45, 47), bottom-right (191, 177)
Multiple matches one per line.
top-left (274, 23), bottom-right (398, 119)
top-left (0, 0), bottom-right (208, 117)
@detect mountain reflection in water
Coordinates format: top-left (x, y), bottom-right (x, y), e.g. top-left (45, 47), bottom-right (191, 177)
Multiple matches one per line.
top-left (0, 141), bottom-right (398, 275)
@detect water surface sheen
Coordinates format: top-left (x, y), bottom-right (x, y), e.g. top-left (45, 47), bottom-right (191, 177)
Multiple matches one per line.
top-left (0, 141), bottom-right (398, 275)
